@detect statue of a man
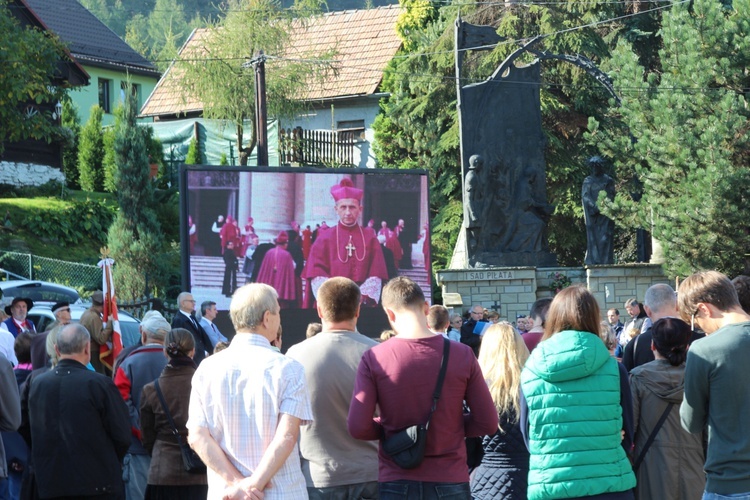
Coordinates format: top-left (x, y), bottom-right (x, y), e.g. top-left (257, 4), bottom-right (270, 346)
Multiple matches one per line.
top-left (464, 154), bottom-right (484, 255)
top-left (582, 156), bottom-right (615, 265)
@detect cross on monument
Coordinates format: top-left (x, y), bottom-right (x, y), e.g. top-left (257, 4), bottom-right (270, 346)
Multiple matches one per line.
top-left (345, 238), bottom-right (356, 258)
top-left (489, 300), bottom-right (502, 314)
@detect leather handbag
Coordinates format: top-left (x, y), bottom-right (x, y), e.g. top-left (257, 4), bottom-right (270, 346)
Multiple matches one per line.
top-left (382, 337), bottom-right (450, 469)
top-left (154, 378), bottom-right (207, 474)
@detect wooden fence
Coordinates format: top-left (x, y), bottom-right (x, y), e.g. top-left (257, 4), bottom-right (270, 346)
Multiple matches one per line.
top-left (279, 126), bottom-right (358, 167)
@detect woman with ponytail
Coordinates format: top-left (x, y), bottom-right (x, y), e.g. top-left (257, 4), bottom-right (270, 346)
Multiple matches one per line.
top-left (629, 317), bottom-right (705, 499)
top-left (140, 328), bottom-right (208, 499)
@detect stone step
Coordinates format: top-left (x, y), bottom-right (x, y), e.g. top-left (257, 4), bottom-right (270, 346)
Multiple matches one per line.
top-left (190, 256), bottom-right (431, 301)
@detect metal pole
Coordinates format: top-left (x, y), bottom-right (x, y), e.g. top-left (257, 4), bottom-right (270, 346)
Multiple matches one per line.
top-left (253, 51), bottom-right (268, 166)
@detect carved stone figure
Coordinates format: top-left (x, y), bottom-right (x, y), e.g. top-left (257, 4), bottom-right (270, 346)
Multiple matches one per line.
top-left (582, 156), bottom-right (615, 265)
top-left (463, 155), bottom-right (485, 255)
top-left (507, 167), bottom-right (553, 253)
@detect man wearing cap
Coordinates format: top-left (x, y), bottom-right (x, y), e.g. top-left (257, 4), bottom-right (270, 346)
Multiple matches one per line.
top-left (44, 301), bottom-right (71, 333)
top-left (302, 178), bottom-right (388, 308)
top-left (3, 298), bottom-right (35, 338)
top-left (79, 290), bottom-right (113, 375)
top-left (114, 315), bottom-right (170, 500)
top-left (28, 302), bottom-right (72, 370)
top-left (257, 231), bottom-right (297, 309)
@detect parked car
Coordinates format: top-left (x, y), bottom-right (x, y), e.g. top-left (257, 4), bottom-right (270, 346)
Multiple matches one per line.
top-left (0, 280), bottom-right (81, 308)
top-left (28, 303), bottom-right (141, 348)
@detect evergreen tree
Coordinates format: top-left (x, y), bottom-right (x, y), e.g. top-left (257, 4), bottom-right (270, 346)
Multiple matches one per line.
top-left (102, 127), bottom-right (117, 192)
top-left (103, 105), bottom-right (124, 192)
top-left (588, 0), bottom-right (750, 277)
top-left (61, 99), bottom-right (82, 190)
top-left (107, 84), bottom-right (167, 300)
top-left (77, 105), bottom-right (105, 192)
top-left (185, 137), bottom-right (202, 164)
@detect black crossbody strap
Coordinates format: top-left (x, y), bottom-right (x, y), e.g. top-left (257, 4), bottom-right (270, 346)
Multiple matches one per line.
top-left (154, 378), bottom-right (184, 443)
top-left (425, 337), bottom-right (451, 429)
top-left (633, 402), bottom-right (674, 470)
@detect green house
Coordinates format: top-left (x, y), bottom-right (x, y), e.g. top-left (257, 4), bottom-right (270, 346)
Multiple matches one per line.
top-left (23, 0), bottom-right (160, 127)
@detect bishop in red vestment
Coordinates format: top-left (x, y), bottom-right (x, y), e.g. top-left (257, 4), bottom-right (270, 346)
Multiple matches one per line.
top-left (302, 178), bottom-right (388, 307)
top-left (256, 231), bottom-right (297, 308)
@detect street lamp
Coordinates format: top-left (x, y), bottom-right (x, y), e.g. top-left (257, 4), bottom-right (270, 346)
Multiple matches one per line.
top-left (52, 101), bottom-right (62, 123)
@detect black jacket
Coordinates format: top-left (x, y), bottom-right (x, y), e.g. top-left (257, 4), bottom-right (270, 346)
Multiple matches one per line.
top-left (623, 327), bottom-right (705, 372)
top-left (28, 359), bottom-right (130, 499)
top-left (171, 311), bottom-right (213, 364)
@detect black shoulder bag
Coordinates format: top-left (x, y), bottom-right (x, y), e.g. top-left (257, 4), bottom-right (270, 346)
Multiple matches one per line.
top-left (632, 402), bottom-right (674, 471)
top-left (382, 337), bottom-right (450, 469)
top-left (154, 378), bottom-right (207, 474)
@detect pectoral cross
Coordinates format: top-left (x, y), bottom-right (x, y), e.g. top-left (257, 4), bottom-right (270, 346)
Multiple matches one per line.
top-left (345, 236), bottom-right (356, 258)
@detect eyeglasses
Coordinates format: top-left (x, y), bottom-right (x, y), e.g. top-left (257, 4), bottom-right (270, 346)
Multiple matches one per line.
top-left (57, 308), bottom-right (70, 313)
top-left (471, 310), bottom-right (483, 315)
top-left (691, 306), bottom-right (700, 331)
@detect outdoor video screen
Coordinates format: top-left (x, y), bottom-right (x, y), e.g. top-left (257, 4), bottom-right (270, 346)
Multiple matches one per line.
top-left (181, 166), bottom-right (431, 344)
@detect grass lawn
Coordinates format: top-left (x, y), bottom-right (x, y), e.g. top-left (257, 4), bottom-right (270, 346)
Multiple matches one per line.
top-left (0, 190), bottom-right (115, 264)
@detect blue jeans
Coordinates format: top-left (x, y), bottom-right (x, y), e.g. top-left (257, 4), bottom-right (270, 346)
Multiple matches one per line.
top-left (703, 492), bottom-right (750, 500)
top-left (307, 481), bottom-right (378, 500)
top-left (122, 453), bottom-right (150, 500)
top-left (378, 481), bottom-right (471, 500)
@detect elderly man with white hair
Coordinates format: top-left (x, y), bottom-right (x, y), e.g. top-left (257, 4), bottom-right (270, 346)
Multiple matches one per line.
top-left (114, 313), bottom-right (171, 500)
top-left (188, 283), bottom-right (313, 500)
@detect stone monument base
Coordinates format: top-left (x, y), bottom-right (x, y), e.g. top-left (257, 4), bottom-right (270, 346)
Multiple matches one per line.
top-left (472, 251), bottom-right (557, 268)
top-left (436, 263), bottom-right (670, 322)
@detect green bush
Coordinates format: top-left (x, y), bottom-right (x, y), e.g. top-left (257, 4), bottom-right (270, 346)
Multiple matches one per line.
top-left (77, 106), bottom-right (105, 192)
top-left (185, 138), bottom-right (201, 164)
top-left (61, 99), bottom-right (81, 189)
top-left (0, 180), bottom-right (64, 198)
top-left (23, 199), bottom-right (115, 245)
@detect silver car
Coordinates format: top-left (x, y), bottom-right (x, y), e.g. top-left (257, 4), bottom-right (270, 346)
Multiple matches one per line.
top-left (28, 303), bottom-right (142, 348)
top-left (0, 280), bottom-right (81, 307)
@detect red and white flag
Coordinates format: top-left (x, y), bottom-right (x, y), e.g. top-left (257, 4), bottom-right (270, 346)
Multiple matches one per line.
top-left (98, 257), bottom-right (122, 371)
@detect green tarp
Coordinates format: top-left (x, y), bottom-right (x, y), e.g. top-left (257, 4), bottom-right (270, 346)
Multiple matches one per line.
top-left (147, 118), bottom-right (279, 166)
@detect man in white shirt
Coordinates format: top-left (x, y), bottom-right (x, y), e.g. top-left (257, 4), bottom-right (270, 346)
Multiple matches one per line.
top-left (199, 301), bottom-right (228, 349)
top-left (187, 283), bottom-right (313, 500)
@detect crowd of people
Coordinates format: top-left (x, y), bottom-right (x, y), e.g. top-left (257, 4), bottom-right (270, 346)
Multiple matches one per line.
top-left (0, 269), bottom-right (749, 500)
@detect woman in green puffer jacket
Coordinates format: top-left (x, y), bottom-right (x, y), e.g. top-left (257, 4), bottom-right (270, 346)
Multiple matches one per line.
top-left (520, 286), bottom-right (636, 500)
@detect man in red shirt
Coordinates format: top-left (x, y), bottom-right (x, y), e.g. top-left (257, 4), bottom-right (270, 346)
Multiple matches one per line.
top-left (348, 277), bottom-right (497, 499)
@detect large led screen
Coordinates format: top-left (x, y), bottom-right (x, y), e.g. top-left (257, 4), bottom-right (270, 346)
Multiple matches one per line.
top-left (181, 166), bottom-right (431, 345)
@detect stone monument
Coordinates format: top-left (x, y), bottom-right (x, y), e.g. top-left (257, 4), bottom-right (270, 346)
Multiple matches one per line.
top-left (452, 19), bottom-right (619, 269)
top-left (582, 156), bottom-right (615, 265)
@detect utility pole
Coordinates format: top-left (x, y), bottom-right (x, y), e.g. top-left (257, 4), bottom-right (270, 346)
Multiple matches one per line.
top-left (250, 51), bottom-right (268, 166)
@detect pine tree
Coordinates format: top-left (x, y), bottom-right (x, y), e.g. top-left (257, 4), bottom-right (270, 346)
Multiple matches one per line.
top-left (77, 105), bottom-right (105, 192)
top-left (61, 99), bottom-right (82, 189)
top-left (588, 0), bottom-right (750, 277)
top-left (185, 138), bottom-right (202, 164)
top-left (107, 84), bottom-right (167, 300)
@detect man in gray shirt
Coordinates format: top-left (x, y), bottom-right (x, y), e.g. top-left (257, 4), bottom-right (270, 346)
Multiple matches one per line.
top-left (287, 277), bottom-right (379, 499)
top-left (678, 271), bottom-right (750, 498)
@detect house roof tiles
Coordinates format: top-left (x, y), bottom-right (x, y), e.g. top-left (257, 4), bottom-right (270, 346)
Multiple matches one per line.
top-left (140, 5), bottom-right (402, 118)
top-left (23, 0), bottom-right (159, 76)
